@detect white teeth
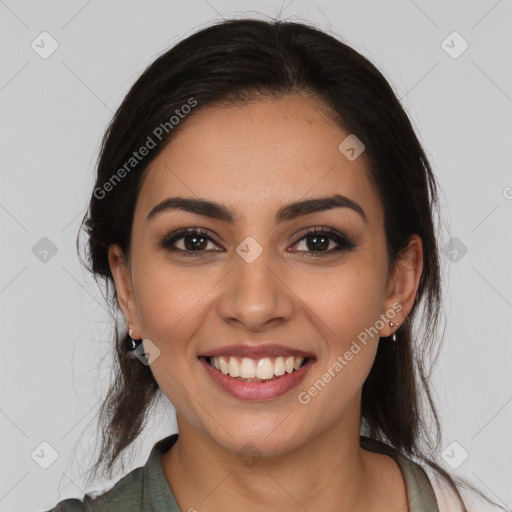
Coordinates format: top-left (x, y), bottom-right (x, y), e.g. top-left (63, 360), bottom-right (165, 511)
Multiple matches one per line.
top-left (240, 357), bottom-right (256, 378)
top-left (256, 358), bottom-right (274, 379)
top-left (228, 357), bottom-right (241, 377)
top-left (209, 355), bottom-right (305, 379)
top-left (219, 357), bottom-right (229, 375)
top-left (274, 356), bottom-right (285, 376)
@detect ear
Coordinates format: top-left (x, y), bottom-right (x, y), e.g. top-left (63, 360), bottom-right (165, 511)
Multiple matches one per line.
top-left (379, 234), bottom-right (423, 337)
top-left (108, 244), bottom-right (142, 339)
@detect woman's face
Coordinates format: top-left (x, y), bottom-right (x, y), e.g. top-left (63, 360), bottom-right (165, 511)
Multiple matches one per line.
top-left (110, 93), bottom-right (418, 457)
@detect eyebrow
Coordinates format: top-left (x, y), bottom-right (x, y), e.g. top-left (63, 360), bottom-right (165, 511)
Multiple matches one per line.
top-left (146, 193), bottom-right (367, 224)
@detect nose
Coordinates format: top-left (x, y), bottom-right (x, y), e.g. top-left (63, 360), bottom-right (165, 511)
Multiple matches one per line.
top-left (216, 246), bottom-right (295, 332)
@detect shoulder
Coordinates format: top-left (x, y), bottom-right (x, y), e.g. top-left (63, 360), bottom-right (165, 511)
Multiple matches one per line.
top-left (430, 471), bottom-right (473, 512)
top-left (361, 436), bottom-right (440, 510)
top-left (42, 434), bottom-right (179, 512)
top-left (40, 498), bottom-right (86, 512)
top-left (424, 468), bottom-right (504, 512)
top-left (42, 466), bottom-right (146, 512)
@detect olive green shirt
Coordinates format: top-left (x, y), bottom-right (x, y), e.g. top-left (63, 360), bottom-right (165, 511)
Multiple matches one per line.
top-left (43, 434), bottom-right (440, 511)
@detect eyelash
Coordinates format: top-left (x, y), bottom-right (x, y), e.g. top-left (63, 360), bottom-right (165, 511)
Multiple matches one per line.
top-left (159, 226), bottom-right (357, 258)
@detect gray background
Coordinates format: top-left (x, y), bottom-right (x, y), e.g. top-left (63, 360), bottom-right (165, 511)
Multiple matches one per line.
top-left (0, 1), bottom-right (511, 510)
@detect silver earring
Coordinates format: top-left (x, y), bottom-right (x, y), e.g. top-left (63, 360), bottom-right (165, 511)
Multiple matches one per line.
top-left (389, 321), bottom-right (400, 342)
top-left (128, 327), bottom-right (143, 351)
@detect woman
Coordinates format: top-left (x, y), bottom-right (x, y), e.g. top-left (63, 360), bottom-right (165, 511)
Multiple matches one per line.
top-left (44, 17), bottom-right (504, 512)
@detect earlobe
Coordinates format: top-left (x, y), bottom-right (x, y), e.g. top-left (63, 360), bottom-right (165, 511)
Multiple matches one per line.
top-left (381, 234), bottom-right (423, 337)
top-left (108, 244), bottom-right (141, 338)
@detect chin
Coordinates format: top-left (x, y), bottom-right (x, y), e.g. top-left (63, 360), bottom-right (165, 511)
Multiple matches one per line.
top-left (205, 418), bottom-right (311, 459)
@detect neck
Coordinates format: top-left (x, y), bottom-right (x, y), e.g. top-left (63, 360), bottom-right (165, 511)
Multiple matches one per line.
top-left (161, 406), bottom-right (388, 512)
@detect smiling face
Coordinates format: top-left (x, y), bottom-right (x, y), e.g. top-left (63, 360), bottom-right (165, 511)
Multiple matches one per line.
top-left (108, 92), bottom-right (421, 457)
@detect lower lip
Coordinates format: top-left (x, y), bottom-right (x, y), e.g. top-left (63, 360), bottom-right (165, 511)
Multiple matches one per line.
top-left (199, 357), bottom-right (315, 401)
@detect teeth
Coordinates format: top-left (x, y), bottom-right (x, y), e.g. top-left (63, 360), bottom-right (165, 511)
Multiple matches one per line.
top-left (240, 358), bottom-right (256, 378)
top-left (219, 357), bottom-right (229, 375)
top-left (209, 356), bottom-right (305, 379)
top-left (274, 356), bottom-right (285, 376)
top-left (256, 358), bottom-right (274, 379)
top-left (228, 357), bottom-right (241, 377)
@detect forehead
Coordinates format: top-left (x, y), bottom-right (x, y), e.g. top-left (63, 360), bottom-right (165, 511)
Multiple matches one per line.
top-left (137, 93), bottom-right (382, 225)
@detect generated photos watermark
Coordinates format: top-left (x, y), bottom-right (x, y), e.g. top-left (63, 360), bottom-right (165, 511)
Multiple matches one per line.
top-left (297, 302), bottom-right (403, 405)
top-left (94, 97), bottom-right (198, 200)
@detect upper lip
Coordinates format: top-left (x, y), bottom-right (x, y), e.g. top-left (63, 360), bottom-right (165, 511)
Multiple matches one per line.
top-left (199, 343), bottom-right (316, 359)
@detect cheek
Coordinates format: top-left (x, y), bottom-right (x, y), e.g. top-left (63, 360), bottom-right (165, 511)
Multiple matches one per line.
top-left (131, 259), bottom-right (213, 426)
top-left (135, 265), bottom-right (209, 352)
top-left (290, 265), bottom-right (384, 423)
top-left (290, 259), bottom-right (386, 344)
top-left (133, 246), bottom-right (387, 361)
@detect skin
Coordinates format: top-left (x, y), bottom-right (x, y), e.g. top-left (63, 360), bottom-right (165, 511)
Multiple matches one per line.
top-left (109, 92), bottom-right (423, 512)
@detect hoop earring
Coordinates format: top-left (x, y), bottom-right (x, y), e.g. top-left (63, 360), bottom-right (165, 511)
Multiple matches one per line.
top-left (389, 321), bottom-right (400, 342)
top-left (128, 328), bottom-right (143, 351)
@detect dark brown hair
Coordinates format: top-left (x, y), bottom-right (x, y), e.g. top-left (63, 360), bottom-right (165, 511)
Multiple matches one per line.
top-left (78, 17), bottom-right (504, 511)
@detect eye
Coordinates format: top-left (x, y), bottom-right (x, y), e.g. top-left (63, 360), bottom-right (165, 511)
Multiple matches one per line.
top-left (289, 226), bottom-right (357, 256)
top-left (159, 226), bottom-right (357, 258)
top-left (159, 228), bottom-right (222, 257)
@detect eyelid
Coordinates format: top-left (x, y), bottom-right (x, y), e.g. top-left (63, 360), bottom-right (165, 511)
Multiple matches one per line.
top-left (292, 225), bottom-right (353, 243)
top-left (159, 227), bottom-right (224, 249)
top-left (159, 225), bottom-right (357, 255)
top-left (290, 226), bottom-right (357, 251)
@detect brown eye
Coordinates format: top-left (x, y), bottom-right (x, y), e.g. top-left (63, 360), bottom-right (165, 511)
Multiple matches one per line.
top-left (160, 228), bottom-right (222, 256)
top-left (159, 226), bottom-right (357, 258)
top-left (289, 227), bottom-right (357, 255)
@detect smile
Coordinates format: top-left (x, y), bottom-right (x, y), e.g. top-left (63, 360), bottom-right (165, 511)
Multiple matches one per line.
top-left (198, 355), bottom-right (315, 400)
top-left (208, 355), bottom-right (306, 380)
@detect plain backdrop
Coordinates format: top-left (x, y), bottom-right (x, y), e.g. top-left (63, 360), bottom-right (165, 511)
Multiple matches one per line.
top-left (0, 1), bottom-right (511, 510)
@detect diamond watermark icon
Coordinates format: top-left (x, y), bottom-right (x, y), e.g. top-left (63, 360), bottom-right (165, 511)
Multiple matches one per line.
top-left (31, 441), bottom-right (59, 469)
top-left (443, 237), bottom-right (468, 263)
top-left (338, 134), bottom-right (365, 161)
top-left (441, 31), bottom-right (469, 59)
top-left (134, 339), bottom-right (161, 366)
top-left (31, 31), bottom-right (59, 59)
top-left (236, 236), bottom-right (263, 264)
top-left (442, 441), bottom-right (469, 469)
top-left (237, 442), bottom-right (262, 468)
top-left (32, 237), bottom-right (58, 263)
